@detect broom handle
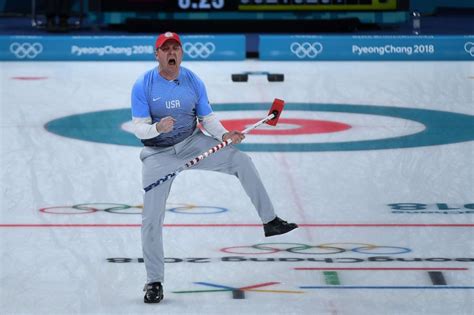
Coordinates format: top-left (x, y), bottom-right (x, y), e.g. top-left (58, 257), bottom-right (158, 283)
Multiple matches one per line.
top-left (185, 112), bottom-right (276, 168)
top-left (241, 112), bottom-right (276, 134)
top-left (143, 112), bottom-right (276, 193)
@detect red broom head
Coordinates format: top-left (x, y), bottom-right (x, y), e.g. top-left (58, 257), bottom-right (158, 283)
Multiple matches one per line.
top-left (266, 98), bottom-right (285, 126)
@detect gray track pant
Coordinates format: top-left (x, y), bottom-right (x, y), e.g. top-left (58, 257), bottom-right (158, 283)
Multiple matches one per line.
top-left (140, 129), bottom-right (276, 284)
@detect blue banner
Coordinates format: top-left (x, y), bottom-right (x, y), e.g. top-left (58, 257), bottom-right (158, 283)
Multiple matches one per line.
top-left (181, 35), bottom-right (245, 60)
top-left (259, 35), bottom-right (474, 61)
top-left (0, 35), bottom-right (245, 61)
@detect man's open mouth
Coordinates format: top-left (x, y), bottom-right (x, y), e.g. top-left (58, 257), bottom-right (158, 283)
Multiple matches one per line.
top-left (168, 58), bottom-right (176, 65)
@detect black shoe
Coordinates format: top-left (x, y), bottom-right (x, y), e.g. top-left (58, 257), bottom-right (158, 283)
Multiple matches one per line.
top-left (264, 216), bottom-right (298, 237)
top-left (143, 282), bottom-right (163, 304)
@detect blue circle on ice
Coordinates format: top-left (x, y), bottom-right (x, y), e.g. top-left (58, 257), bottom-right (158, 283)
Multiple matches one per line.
top-left (45, 103), bottom-right (474, 152)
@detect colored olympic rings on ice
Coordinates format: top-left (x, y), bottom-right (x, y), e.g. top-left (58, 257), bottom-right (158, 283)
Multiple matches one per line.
top-left (39, 203), bottom-right (228, 215)
top-left (168, 205), bottom-right (227, 214)
top-left (220, 242), bottom-right (411, 255)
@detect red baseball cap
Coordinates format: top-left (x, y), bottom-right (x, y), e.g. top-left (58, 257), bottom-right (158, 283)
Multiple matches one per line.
top-left (155, 32), bottom-right (181, 49)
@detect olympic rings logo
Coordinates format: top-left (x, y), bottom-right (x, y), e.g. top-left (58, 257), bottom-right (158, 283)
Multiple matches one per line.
top-left (182, 42), bottom-right (216, 59)
top-left (220, 243), bottom-right (411, 255)
top-left (464, 42), bottom-right (474, 57)
top-left (290, 42), bottom-right (323, 59)
top-left (9, 42), bottom-right (43, 59)
top-left (39, 203), bottom-right (228, 215)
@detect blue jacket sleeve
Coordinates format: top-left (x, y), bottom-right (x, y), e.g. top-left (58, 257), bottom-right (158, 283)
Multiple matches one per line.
top-left (131, 75), bottom-right (150, 118)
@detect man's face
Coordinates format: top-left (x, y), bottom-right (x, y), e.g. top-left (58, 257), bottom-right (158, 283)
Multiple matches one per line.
top-left (155, 40), bottom-right (182, 71)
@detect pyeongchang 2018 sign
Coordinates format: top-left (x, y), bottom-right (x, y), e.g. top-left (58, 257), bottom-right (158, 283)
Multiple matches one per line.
top-left (0, 35), bottom-right (245, 61)
top-left (259, 35), bottom-right (474, 60)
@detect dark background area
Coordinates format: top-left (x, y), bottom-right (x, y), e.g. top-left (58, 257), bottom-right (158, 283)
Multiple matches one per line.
top-left (1, 0), bottom-right (473, 56)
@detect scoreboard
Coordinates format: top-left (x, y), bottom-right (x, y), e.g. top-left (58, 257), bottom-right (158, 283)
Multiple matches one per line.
top-left (98, 0), bottom-right (409, 12)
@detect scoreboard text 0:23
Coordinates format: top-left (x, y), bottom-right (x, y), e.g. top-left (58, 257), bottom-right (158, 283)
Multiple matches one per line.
top-left (100, 1), bottom-right (405, 12)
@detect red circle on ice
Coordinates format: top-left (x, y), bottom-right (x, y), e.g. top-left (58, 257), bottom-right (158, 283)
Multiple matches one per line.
top-left (11, 76), bottom-right (48, 80)
top-left (221, 118), bottom-right (351, 135)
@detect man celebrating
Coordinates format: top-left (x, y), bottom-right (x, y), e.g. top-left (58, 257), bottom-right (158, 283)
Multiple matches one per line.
top-left (130, 32), bottom-right (298, 304)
